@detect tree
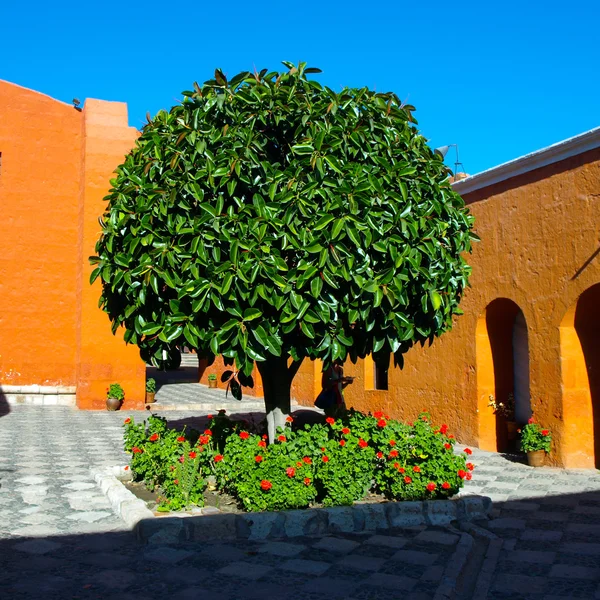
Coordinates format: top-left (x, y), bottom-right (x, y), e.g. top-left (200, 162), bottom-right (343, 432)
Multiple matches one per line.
top-left (91, 62), bottom-right (476, 441)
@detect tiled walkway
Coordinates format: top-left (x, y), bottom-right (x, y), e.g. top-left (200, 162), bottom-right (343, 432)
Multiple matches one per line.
top-left (1, 406), bottom-right (600, 599)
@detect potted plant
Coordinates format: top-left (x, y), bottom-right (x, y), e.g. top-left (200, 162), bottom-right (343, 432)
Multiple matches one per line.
top-left (488, 393), bottom-right (517, 440)
top-left (106, 383), bottom-right (124, 411)
top-left (145, 378), bottom-right (156, 404)
top-left (520, 418), bottom-right (551, 467)
top-left (207, 373), bottom-right (218, 389)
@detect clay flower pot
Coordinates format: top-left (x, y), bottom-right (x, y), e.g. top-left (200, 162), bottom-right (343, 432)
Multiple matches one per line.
top-left (208, 379), bottom-right (217, 389)
top-left (106, 397), bottom-right (122, 411)
top-left (145, 392), bottom-right (156, 404)
top-left (527, 450), bottom-right (545, 467)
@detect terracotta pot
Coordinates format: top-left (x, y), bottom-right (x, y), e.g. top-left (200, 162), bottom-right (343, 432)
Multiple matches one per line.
top-left (527, 450), bottom-right (545, 467)
top-left (208, 379), bottom-right (217, 389)
top-left (145, 392), bottom-right (156, 404)
top-left (106, 397), bottom-right (122, 411)
top-left (506, 421), bottom-right (518, 441)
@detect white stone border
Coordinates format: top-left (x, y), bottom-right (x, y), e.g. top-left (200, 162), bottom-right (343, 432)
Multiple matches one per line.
top-left (94, 465), bottom-right (492, 544)
top-left (1, 384), bottom-right (76, 406)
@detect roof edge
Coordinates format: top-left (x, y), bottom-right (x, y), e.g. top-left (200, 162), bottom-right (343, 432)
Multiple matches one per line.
top-left (0, 78), bottom-right (73, 108)
top-left (452, 126), bottom-right (600, 195)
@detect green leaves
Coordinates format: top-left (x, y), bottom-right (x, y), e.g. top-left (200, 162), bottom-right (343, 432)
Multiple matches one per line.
top-left (91, 62), bottom-right (475, 380)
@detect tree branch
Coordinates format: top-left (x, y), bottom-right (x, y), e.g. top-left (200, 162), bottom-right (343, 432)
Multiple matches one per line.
top-left (287, 357), bottom-right (304, 383)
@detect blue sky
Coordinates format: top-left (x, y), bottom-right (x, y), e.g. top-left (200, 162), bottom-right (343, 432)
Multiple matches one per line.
top-left (2, 0), bottom-right (599, 175)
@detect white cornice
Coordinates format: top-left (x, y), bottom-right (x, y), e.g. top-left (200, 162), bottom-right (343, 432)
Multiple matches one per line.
top-left (452, 126), bottom-right (600, 196)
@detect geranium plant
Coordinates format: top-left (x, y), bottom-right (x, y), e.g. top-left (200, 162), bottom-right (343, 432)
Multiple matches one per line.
top-left (145, 378), bottom-right (156, 393)
top-left (519, 418), bottom-right (551, 453)
top-left (107, 383), bottom-right (125, 400)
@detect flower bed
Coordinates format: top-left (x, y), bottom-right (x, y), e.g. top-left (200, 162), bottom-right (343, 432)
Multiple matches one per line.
top-left (123, 410), bottom-right (474, 513)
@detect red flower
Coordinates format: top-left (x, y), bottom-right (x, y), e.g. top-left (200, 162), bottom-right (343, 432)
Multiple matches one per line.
top-left (325, 417), bottom-right (335, 425)
top-left (358, 439), bottom-right (368, 448)
top-left (132, 446), bottom-right (142, 454)
top-left (189, 451), bottom-right (197, 459)
top-left (286, 467), bottom-right (296, 478)
top-left (214, 454), bottom-right (224, 462)
top-left (304, 477), bottom-right (311, 486)
top-left (286, 416), bottom-right (294, 423)
top-left (297, 461), bottom-right (303, 467)
top-left (374, 411), bottom-right (384, 419)
top-left (442, 482), bottom-right (450, 490)
top-left (262, 434), bottom-right (268, 440)
top-left (260, 480), bottom-right (272, 491)
top-left (466, 472), bottom-right (472, 481)
top-left (377, 419), bottom-right (387, 428)
top-left (179, 456), bottom-right (185, 463)
top-left (124, 418), bottom-right (131, 424)
top-left (278, 435), bottom-right (286, 442)
top-left (174, 479), bottom-right (179, 485)
top-left (528, 417), bottom-right (535, 424)
top-left (255, 455), bottom-right (263, 463)
top-left (239, 431), bottom-right (249, 440)
top-left (207, 414), bottom-right (213, 419)
top-left (398, 467), bottom-right (405, 473)
top-left (408, 422), bottom-right (413, 427)
top-left (322, 455), bottom-right (330, 463)
top-left (393, 462), bottom-right (400, 469)
top-left (198, 435), bottom-right (210, 446)
top-left (541, 430), bottom-right (549, 436)
top-left (385, 415), bottom-right (390, 420)
top-left (320, 447), bottom-right (326, 452)
top-left (448, 434), bottom-right (455, 439)
top-left (440, 424), bottom-right (448, 434)
top-left (413, 465), bottom-right (421, 473)
top-left (177, 436), bottom-right (185, 443)
top-left (464, 448), bottom-right (472, 455)
top-left (421, 416), bottom-right (428, 422)
top-left (426, 482), bottom-right (436, 492)
top-left (149, 433), bottom-right (159, 442)
top-left (458, 470), bottom-right (467, 479)
top-left (341, 427), bottom-right (350, 435)
top-left (124, 465), bottom-right (129, 470)
top-left (340, 440), bottom-right (346, 447)
top-left (444, 443), bottom-right (452, 450)
top-left (389, 440), bottom-right (396, 446)
top-left (258, 440), bottom-right (267, 448)
top-left (377, 451), bottom-right (383, 459)
top-left (389, 450), bottom-right (398, 458)
top-left (404, 476), bottom-right (412, 484)
top-left (204, 429), bottom-right (213, 436)
top-left (466, 462), bottom-right (475, 471)
top-left (302, 456), bottom-right (312, 464)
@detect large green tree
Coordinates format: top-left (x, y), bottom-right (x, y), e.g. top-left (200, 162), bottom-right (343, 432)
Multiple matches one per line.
top-left (92, 62), bottom-right (476, 441)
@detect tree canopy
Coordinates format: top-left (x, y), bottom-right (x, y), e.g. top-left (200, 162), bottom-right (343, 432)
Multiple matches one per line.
top-left (91, 62), bottom-right (476, 435)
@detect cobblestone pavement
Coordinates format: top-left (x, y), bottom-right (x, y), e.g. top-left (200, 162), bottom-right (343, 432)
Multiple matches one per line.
top-left (1, 406), bottom-right (600, 599)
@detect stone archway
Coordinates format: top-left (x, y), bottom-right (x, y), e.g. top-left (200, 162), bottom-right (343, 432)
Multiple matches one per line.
top-left (560, 283), bottom-right (600, 468)
top-left (477, 299), bottom-right (531, 452)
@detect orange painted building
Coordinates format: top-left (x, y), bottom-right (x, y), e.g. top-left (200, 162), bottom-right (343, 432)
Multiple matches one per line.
top-left (1, 80), bottom-right (599, 468)
top-left (0, 81), bottom-right (145, 409)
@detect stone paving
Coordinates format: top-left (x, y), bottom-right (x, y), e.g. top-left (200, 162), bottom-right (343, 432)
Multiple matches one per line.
top-left (1, 405), bottom-right (600, 599)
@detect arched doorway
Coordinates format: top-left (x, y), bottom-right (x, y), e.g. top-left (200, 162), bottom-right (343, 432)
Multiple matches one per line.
top-left (560, 283), bottom-right (600, 468)
top-left (477, 299), bottom-right (531, 452)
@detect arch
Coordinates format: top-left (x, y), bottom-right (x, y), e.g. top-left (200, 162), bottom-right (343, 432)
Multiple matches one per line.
top-left (476, 299), bottom-right (531, 452)
top-left (560, 283), bottom-right (600, 468)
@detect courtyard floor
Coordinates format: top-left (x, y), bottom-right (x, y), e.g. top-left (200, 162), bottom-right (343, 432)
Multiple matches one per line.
top-left (1, 404), bottom-right (600, 599)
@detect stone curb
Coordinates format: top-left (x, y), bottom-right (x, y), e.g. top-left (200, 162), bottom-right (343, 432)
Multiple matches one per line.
top-left (434, 531), bottom-right (474, 600)
top-left (147, 401), bottom-right (302, 412)
top-left (472, 538), bottom-right (503, 600)
top-left (91, 466), bottom-right (154, 530)
top-left (95, 467), bottom-right (492, 544)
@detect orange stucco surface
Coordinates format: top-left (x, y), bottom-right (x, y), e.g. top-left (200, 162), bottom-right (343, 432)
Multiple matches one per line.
top-left (0, 81), bottom-right (145, 409)
top-left (293, 149), bottom-right (600, 468)
top-left (2, 80), bottom-right (599, 467)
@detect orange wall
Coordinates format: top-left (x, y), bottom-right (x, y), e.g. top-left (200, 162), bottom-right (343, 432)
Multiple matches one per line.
top-left (0, 81), bottom-right (145, 408)
top-left (0, 82), bottom-right (82, 386)
top-left (294, 150), bottom-right (600, 467)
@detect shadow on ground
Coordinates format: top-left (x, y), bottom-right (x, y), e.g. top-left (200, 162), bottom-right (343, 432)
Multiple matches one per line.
top-left (2, 488), bottom-right (600, 599)
top-left (0, 391), bottom-right (10, 418)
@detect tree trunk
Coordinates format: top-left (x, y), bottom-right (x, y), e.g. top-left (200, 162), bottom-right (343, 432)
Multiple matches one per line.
top-left (256, 356), bottom-right (303, 444)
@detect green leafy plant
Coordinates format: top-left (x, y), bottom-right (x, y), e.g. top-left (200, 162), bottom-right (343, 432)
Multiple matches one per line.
top-left (145, 378), bottom-right (156, 393)
top-left (487, 393), bottom-right (515, 420)
top-left (107, 383), bottom-right (124, 400)
top-left (207, 373), bottom-right (217, 381)
top-left (93, 62), bottom-right (476, 442)
top-left (519, 418), bottom-right (551, 453)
